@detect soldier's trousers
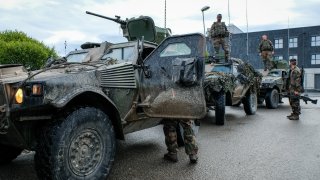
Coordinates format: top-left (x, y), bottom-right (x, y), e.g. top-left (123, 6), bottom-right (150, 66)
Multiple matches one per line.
top-left (261, 51), bottom-right (273, 70)
top-left (163, 119), bottom-right (198, 155)
top-left (289, 96), bottom-right (301, 115)
top-left (213, 38), bottom-right (229, 61)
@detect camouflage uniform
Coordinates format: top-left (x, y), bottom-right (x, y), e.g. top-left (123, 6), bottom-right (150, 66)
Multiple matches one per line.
top-left (288, 66), bottom-right (302, 118)
top-left (210, 22), bottom-right (230, 63)
top-left (259, 39), bottom-right (274, 71)
top-left (163, 119), bottom-right (198, 156)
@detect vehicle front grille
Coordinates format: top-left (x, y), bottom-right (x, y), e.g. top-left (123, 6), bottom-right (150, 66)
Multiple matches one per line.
top-left (100, 64), bottom-right (137, 89)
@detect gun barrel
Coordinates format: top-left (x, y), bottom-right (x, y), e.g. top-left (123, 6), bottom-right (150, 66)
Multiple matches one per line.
top-left (86, 11), bottom-right (126, 25)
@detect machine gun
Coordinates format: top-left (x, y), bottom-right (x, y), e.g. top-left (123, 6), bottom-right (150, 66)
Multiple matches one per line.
top-left (86, 11), bottom-right (129, 39)
top-left (283, 93), bottom-right (318, 104)
top-left (86, 11), bottom-right (171, 44)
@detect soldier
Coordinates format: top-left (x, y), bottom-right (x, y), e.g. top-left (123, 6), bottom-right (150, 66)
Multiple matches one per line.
top-left (210, 14), bottom-right (230, 63)
top-left (287, 58), bottom-right (302, 120)
top-left (259, 35), bottom-right (274, 71)
top-left (162, 119), bottom-right (198, 164)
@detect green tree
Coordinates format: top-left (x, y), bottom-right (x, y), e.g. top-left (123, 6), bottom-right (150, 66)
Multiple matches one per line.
top-left (0, 30), bottom-right (57, 70)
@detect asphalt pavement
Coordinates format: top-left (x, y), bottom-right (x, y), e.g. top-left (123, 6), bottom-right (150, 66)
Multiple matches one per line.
top-left (0, 96), bottom-right (319, 180)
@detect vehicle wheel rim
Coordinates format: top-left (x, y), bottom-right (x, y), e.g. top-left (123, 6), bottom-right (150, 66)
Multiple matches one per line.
top-left (68, 129), bottom-right (103, 176)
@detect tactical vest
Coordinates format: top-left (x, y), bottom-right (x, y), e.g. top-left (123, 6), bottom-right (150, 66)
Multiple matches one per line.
top-left (289, 66), bottom-right (302, 92)
top-left (213, 22), bottom-right (226, 37)
top-left (260, 40), bottom-right (272, 51)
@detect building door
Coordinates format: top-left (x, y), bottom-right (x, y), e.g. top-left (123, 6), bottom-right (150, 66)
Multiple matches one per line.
top-left (315, 74), bottom-right (320, 90)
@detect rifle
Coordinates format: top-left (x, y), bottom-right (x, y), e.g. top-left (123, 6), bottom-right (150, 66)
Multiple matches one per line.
top-left (283, 93), bottom-right (318, 104)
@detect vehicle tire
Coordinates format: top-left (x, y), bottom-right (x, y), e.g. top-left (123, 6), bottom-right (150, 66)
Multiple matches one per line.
top-left (35, 107), bottom-right (116, 180)
top-left (214, 91), bottom-right (226, 125)
top-left (0, 144), bottom-right (23, 165)
top-left (243, 90), bottom-right (257, 115)
top-left (265, 89), bottom-right (279, 109)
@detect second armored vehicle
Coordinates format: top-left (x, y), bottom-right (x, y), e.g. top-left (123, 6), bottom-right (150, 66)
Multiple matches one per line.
top-left (204, 58), bottom-right (262, 125)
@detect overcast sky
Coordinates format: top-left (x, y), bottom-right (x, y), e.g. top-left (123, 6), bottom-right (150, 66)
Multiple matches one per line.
top-left (1, 0), bottom-right (320, 56)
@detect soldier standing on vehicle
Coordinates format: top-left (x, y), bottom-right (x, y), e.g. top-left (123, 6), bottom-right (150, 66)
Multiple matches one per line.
top-left (162, 119), bottom-right (198, 164)
top-left (259, 35), bottom-right (274, 71)
top-left (210, 14), bottom-right (230, 63)
top-left (287, 58), bottom-right (302, 120)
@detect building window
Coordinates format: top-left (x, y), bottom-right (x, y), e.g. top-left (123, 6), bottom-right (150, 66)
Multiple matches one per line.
top-left (275, 38), bottom-right (283, 49)
top-left (311, 54), bottom-right (320, 65)
top-left (274, 55), bottom-right (283, 60)
top-left (289, 55), bottom-right (298, 61)
top-left (289, 37), bottom-right (298, 48)
top-left (311, 36), bottom-right (320, 46)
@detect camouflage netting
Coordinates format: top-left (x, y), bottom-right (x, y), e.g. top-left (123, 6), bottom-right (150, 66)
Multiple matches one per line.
top-left (204, 71), bottom-right (236, 102)
top-left (203, 58), bottom-right (262, 103)
top-left (272, 60), bottom-right (289, 70)
top-left (236, 61), bottom-right (262, 91)
top-left (204, 72), bottom-right (236, 93)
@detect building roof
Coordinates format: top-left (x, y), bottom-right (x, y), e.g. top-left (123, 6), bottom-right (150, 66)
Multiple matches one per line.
top-left (227, 24), bottom-right (244, 34)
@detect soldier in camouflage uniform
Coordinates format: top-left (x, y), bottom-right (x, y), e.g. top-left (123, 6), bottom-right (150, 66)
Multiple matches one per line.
top-left (163, 119), bottom-right (198, 164)
top-left (287, 58), bottom-right (302, 120)
top-left (259, 35), bottom-right (274, 71)
top-left (210, 14), bottom-right (230, 63)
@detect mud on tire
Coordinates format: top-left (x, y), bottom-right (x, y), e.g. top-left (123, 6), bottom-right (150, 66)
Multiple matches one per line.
top-left (35, 107), bottom-right (116, 180)
top-left (0, 144), bottom-right (23, 165)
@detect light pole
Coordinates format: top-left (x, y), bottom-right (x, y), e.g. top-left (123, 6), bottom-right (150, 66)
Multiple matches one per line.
top-left (201, 6), bottom-right (210, 36)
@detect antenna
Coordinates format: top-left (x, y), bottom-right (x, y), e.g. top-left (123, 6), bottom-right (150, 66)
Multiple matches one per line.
top-left (228, 0), bottom-right (231, 25)
top-left (228, 0), bottom-right (232, 57)
top-left (288, 17), bottom-right (290, 60)
top-left (64, 40), bottom-right (67, 55)
top-left (246, 0), bottom-right (249, 58)
top-left (164, 0), bottom-right (167, 38)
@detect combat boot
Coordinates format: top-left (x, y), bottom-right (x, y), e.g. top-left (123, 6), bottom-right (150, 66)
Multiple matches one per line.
top-left (288, 115), bottom-right (299, 120)
top-left (287, 113), bottom-right (294, 118)
top-left (164, 152), bottom-right (178, 163)
top-left (189, 154), bottom-right (198, 164)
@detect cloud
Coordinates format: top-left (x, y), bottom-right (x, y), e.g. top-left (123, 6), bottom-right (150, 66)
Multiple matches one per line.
top-left (44, 30), bottom-right (93, 44)
top-left (0, 0), bottom-right (319, 56)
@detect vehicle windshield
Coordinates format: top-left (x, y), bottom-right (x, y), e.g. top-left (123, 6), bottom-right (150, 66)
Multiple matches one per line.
top-left (101, 46), bottom-right (135, 62)
top-left (160, 43), bottom-right (191, 57)
top-left (268, 71), bottom-right (281, 77)
top-left (211, 65), bottom-right (232, 73)
top-left (66, 52), bottom-right (88, 63)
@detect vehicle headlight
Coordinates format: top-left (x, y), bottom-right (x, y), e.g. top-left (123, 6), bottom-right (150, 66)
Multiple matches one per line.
top-left (15, 88), bottom-right (24, 104)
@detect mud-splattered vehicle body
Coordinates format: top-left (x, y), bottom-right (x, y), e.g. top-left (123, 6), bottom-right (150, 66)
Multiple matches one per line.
top-left (0, 14), bottom-right (207, 179)
top-left (204, 58), bottom-right (262, 125)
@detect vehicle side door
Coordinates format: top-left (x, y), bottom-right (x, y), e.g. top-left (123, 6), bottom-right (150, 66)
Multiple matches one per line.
top-left (138, 34), bottom-right (207, 119)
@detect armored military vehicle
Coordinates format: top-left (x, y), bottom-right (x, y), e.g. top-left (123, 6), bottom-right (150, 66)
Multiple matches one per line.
top-left (258, 68), bottom-right (289, 108)
top-left (258, 60), bottom-right (317, 108)
top-left (204, 58), bottom-right (262, 125)
top-left (0, 12), bottom-right (207, 179)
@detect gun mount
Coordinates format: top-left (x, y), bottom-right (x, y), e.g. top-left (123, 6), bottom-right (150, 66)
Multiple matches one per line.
top-left (86, 11), bottom-right (171, 44)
